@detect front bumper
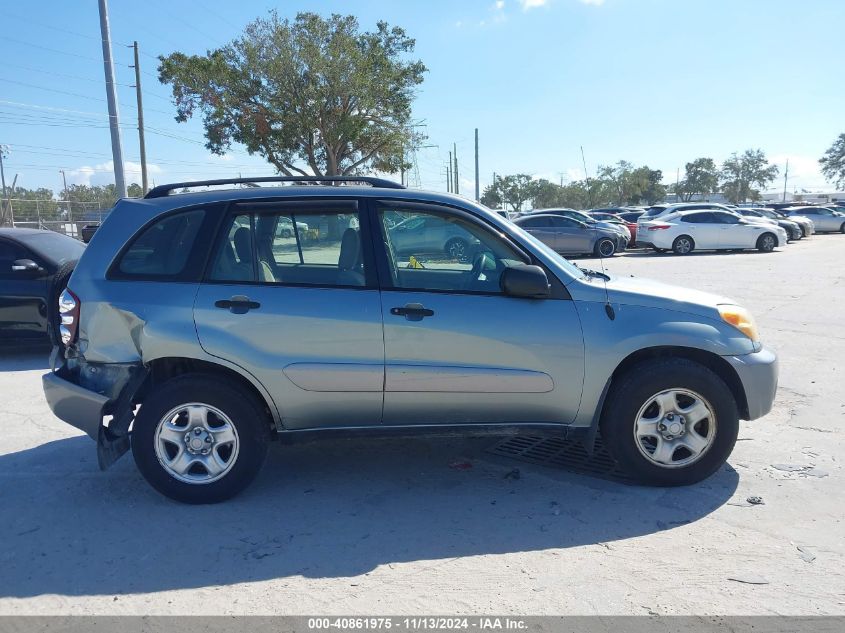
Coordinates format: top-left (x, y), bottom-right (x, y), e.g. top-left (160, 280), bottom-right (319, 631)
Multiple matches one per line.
top-left (42, 370), bottom-right (108, 440)
top-left (724, 346), bottom-right (779, 420)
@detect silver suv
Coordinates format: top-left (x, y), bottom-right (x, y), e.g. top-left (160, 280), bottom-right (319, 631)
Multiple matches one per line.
top-left (42, 177), bottom-right (778, 503)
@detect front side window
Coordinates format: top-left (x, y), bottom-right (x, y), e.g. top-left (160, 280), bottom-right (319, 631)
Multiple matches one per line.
top-left (0, 240), bottom-right (31, 278)
top-left (209, 206), bottom-right (366, 287)
top-left (118, 209), bottom-right (205, 277)
top-left (378, 205), bottom-right (525, 293)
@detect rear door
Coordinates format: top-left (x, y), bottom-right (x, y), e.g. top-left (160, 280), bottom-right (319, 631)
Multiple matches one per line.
top-left (372, 200), bottom-right (584, 427)
top-left (548, 216), bottom-right (592, 254)
top-left (193, 199), bottom-right (385, 429)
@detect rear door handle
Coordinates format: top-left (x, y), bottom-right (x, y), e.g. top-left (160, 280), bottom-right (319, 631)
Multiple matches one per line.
top-left (390, 303), bottom-right (434, 321)
top-left (215, 295), bottom-right (261, 314)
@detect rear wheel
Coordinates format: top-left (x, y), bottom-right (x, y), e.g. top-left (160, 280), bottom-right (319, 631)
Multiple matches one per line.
top-left (594, 238), bottom-right (616, 258)
top-left (672, 235), bottom-right (694, 255)
top-left (600, 358), bottom-right (739, 486)
top-left (756, 233), bottom-right (776, 252)
top-left (132, 375), bottom-right (270, 504)
top-left (445, 238), bottom-right (469, 262)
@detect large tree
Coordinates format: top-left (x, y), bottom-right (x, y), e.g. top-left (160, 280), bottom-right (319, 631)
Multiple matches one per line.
top-left (720, 149), bottom-right (779, 203)
top-left (675, 157), bottom-right (719, 202)
top-left (481, 174), bottom-right (540, 212)
top-left (595, 161), bottom-right (665, 206)
top-left (820, 134), bottom-right (845, 188)
top-left (159, 11), bottom-right (427, 177)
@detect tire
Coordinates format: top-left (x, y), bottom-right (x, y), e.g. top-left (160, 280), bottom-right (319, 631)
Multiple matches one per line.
top-left (131, 375), bottom-right (271, 504)
top-left (594, 238), bottom-right (616, 258)
top-left (281, 229), bottom-right (292, 238)
top-left (800, 225), bottom-right (808, 238)
top-left (444, 237), bottom-right (470, 262)
top-left (756, 233), bottom-right (776, 252)
top-left (47, 261), bottom-right (76, 351)
top-left (840, 222), bottom-right (845, 234)
top-left (672, 235), bottom-right (694, 255)
top-left (600, 358), bottom-right (739, 486)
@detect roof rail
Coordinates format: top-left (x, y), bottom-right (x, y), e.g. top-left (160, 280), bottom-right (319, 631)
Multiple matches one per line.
top-left (144, 176), bottom-right (405, 199)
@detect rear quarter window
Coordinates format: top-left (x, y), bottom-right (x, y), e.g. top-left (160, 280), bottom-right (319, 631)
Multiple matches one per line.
top-left (115, 208), bottom-right (207, 278)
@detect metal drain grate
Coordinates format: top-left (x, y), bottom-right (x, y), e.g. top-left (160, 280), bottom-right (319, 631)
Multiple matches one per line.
top-left (487, 434), bottom-right (634, 482)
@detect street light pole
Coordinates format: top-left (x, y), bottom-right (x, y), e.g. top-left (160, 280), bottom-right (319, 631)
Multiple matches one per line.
top-left (98, 0), bottom-right (128, 198)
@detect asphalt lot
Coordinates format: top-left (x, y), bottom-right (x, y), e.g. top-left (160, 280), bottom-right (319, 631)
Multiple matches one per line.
top-left (0, 235), bottom-right (843, 615)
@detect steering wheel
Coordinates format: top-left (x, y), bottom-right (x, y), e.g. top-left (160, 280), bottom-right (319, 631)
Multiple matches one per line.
top-left (464, 252), bottom-right (495, 291)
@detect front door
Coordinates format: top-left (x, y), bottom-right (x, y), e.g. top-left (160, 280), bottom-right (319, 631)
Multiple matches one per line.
top-left (372, 201), bottom-right (584, 427)
top-left (0, 238), bottom-right (49, 340)
top-left (193, 199), bottom-right (385, 429)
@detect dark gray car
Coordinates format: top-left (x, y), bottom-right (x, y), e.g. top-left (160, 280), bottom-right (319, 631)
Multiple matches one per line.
top-left (514, 213), bottom-right (622, 257)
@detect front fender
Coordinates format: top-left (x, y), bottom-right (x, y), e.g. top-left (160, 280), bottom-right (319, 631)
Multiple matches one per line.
top-left (572, 300), bottom-right (755, 427)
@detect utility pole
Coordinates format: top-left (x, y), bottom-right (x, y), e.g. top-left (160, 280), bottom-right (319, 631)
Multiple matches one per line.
top-left (131, 41), bottom-right (148, 194)
top-left (447, 151), bottom-right (452, 193)
top-left (60, 169), bottom-right (71, 221)
top-left (453, 142), bottom-right (459, 195)
top-left (782, 158), bottom-right (789, 202)
top-left (474, 128), bottom-right (480, 202)
top-left (98, 0), bottom-right (127, 198)
top-left (581, 145), bottom-right (591, 208)
top-left (0, 145), bottom-right (8, 223)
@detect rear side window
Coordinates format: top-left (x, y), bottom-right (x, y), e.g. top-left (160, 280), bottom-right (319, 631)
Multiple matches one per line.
top-left (117, 209), bottom-right (206, 277)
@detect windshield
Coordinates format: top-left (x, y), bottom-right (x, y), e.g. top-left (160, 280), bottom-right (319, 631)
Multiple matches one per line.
top-left (22, 232), bottom-right (85, 266)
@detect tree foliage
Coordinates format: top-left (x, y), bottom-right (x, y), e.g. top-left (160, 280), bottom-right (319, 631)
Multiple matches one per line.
top-left (720, 149), bottom-right (778, 203)
top-left (595, 161), bottom-right (665, 205)
top-left (481, 174), bottom-right (540, 211)
top-left (675, 157), bottom-right (719, 202)
top-left (158, 11), bottom-right (427, 177)
top-left (819, 133), bottom-right (845, 188)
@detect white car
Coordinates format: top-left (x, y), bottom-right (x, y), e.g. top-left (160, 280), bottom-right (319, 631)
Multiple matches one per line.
top-left (639, 210), bottom-right (788, 255)
top-left (785, 206), bottom-right (845, 233)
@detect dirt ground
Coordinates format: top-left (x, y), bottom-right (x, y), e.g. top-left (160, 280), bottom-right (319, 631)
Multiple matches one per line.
top-left (1, 235), bottom-right (843, 615)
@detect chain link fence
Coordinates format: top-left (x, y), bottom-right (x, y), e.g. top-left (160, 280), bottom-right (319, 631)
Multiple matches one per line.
top-left (1, 199), bottom-right (114, 240)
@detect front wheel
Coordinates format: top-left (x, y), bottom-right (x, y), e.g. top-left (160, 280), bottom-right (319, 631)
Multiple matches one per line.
top-left (600, 358), bottom-right (739, 486)
top-left (757, 233), bottom-right (776, 252)
top-left (594, 238), bottom-right (616, 258)
top-left (132, 375), bottom-right (270, 504)
top-left (840, 222), bottom-right (845, 234)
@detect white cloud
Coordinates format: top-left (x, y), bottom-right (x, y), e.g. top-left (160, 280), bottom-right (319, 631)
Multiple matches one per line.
top-left (519, 0), bottom-right (548, 9)
top-left (66, 160), bottom-right (162, 187)
top-left (579, 0), bottom-right (605, 5)
top-left (494, 0), bottom-right (505, 9)
top-left (767, 154), bottom-right (827, 192)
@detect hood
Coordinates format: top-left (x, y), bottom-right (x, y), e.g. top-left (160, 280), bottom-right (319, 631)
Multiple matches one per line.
top-left (602, 274), bottom-right (733, 319)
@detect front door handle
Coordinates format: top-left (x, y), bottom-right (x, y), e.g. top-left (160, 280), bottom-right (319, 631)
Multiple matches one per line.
top-left (390, 303), bottom-right (434, 321)
top-left (215, 295), bottom-right (261, 314)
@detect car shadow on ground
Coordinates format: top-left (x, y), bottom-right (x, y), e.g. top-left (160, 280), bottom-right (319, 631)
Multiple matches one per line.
top-left (0, 345), bottom-right (51, 371)
top-left (0, 432), bottom-right (738, 598)
top-left (618, 248), bottom-right (784, 259)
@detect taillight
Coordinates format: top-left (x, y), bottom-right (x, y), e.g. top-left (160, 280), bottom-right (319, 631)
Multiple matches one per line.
top-left (58, 288), bottom-right (80, 346)
top-left (648, 224), bottom-right (671, 231)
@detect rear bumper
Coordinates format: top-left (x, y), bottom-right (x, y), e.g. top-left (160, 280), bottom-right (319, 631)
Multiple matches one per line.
top-left (724, 346), bottom-right (779, 420)
top-left (42, 370), bottom-right (107, 440)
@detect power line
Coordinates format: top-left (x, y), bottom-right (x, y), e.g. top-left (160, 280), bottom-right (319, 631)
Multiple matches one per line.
top-left (0, 10), bottom-right (132, 47)
top-left (3, 36), bottom-right (106, 63)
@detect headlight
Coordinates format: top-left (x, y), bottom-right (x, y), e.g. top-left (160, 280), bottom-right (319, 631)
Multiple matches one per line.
top-left (718, 304), bottom-right (759, 342)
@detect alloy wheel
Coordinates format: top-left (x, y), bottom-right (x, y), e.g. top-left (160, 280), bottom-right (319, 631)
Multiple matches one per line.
top-left (154, 403), bottom-right (240, 484)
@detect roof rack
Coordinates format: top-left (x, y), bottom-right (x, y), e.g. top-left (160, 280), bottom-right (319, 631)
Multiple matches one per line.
top-left (144, 176), bottom-right (405, 199)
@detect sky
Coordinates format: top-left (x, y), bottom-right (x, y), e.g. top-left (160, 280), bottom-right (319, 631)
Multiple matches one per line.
top-left (1, 0), bottom-right (843, 199)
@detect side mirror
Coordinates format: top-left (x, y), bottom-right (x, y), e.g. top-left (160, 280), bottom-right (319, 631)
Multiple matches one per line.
top-left (500, 264), bottom-right (550, 298)
top-left (11, 259), bottom-right (43, 275)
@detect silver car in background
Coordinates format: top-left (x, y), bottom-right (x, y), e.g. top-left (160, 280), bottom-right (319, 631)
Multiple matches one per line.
top-left (513, 213), bottom-right (623, 257)
top-left (785, 206), bottom-right (845, 233)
